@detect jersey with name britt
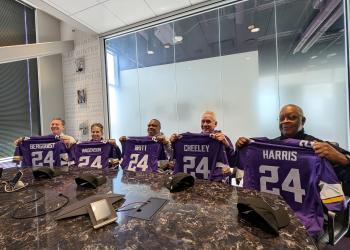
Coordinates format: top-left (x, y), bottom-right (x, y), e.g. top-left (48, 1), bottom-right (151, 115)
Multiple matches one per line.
top-left (120, 136), bottom-right (165, 173)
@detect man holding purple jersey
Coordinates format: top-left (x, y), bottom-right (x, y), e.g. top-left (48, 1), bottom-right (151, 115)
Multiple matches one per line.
top-left (119, 119), bottom-right (172, 170)
top-left (236, 104), bottom-right (350, 194)
top-left (120, 119), bottom-right (172, 158)
top-left (49, 117), bottom-right (76, 146)
top-left (15, 117), bottom-right (76, 147)
top-left (170, 111), bottom-right (235, 166)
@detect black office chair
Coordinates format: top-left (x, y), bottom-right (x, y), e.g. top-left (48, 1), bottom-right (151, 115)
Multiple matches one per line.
top-left (321, 142), bottom-right (350, 245)
top-left (319, 196), bottom-right (350, 245)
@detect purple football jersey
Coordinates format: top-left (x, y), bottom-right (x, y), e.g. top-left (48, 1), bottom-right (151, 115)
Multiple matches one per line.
top-left (238, 138), bottom-right (345, 236)
top-left (71, 141), bottom-right (116, 169)
top-left (173, 133), bottom-right (229, 181)
top-left (13, 135), bottom-right (68, 167)
top-left (120, 136), bottom-right (165, 173)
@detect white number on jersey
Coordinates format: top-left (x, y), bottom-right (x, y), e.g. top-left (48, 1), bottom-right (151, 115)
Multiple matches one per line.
top-left (78, 156), bottom-right (102, 168)
top-left (259, 165), bottom-right (306, 203)
top-left (127, 154), bottom-right (149, 172)
top-left (259, 165), bottom-right (280, 195)
top-left (299, 140), bottom-right (314, 148)
top-left (31, 151), bottom-right (55, 167)
top-left (183, 156), bottom-right (209, 179)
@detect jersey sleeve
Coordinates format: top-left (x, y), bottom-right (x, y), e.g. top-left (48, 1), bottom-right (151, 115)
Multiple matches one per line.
top-left (235, 148), bottom-right (246, 179)
top-left (111, 144), bottom-right (122, 159)
top-left (318, 159), bottom-right (345, 211)
top-left (68, 143), bottom-right (77, 165)
top-left (12, 145), bottom-right (22, 163)
top-left (210, 144), bottom-right (231, 181)
top-left (55, 141), bottom-right (69, 167)
top-left (158, 143), bottom-right (167, 160)
top-left (224, 135), bottom-right (236, 167)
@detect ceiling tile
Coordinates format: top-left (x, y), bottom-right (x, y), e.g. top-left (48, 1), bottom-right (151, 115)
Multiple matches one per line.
top-left (145, 0), bottom-right (191, 15)
top-left (44, 0), bottom-right (100, 15)
top-left (73, 5), bottom-right (126, 33)
top-left (103, 0), bottom-right (156, 25)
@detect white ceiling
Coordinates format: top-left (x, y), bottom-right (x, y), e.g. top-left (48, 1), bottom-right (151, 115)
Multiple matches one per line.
top-left (38, 0), bottom-right (209, 34)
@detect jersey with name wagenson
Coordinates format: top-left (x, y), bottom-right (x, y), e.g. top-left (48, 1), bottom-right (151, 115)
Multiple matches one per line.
top-left (173, 133), bottom-right (229, 181)
top-left (71, 141), bottom-right (116, 169)
top-left (120, 136), bottom-right (164, 173)
top-left (238, 137), bottom-right (345, 236)
top-left (13, 135), bottom-right (68, 167)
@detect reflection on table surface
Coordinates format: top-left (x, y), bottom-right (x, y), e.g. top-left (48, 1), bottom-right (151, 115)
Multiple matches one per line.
top-left (0, 167), bottom-right (317, 249)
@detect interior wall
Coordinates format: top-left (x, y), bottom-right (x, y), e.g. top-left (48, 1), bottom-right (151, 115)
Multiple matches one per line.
top-left (36, 10), bottom-right (64, 135)
top-left (109, 51), bottom-right (277, 143)
top-left (61, 30), bottom-right (104, 140)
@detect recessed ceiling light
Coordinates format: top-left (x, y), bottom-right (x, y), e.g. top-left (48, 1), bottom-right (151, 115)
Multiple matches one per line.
top-left (250, 27), bottom-right (260, 33)
top-left (164, 44), bottom-right (170, 49)
top-left (174, 35), bottom-right (183, 42)
top-left (326, 53), bottom-right (336, 58)
top-left (147, 50), bottom-right (154, 55)
top-left (310, 55), bottom-right (318, 59)
top-left (248, 25), bottom-right (255, 30)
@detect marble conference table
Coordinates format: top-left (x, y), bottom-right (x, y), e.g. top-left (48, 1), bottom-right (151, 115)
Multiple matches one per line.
top-left (0, 167), bottom-right (317, 250)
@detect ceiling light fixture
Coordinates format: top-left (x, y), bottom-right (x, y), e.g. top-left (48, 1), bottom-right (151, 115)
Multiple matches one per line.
top-left (174, 35), bottom-right (183, 43)
top-left (248, 25), bottom-right (255, 30)
top-left (147, 50), bottom-right (154, 55)
top-left (164, 44), bottom-right (170, 49)
top-left (326, 53), bottom-right (337, 58)
top-left (250, 27), bottom-right (260, 33)
top-left (310, 55), bottom-right (318, 59)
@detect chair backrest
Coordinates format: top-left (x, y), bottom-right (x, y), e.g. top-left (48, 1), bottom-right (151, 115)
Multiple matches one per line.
top-left (322, 196), bottom-right (350, 245)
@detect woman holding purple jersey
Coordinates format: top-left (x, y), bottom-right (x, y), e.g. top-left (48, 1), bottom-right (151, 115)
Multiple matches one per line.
top-left (90, 122), bottom-right (120, 151)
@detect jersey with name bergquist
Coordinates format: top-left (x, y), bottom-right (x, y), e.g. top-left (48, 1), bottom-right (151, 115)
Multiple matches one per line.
top-left (70, 141), bottom-right (118, 169)
top-left (13, 135), bottom-right (68, 167)
top-left (173, 133), bottom-right (229, 181)
top-left (238, 137), bottom-right (344, 236)
top-left (120, 136), bottom-right (165, 173)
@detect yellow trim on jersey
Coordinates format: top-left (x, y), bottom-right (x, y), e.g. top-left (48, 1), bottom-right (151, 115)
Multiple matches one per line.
top-left (322, 196), bottom-right (344, 204)
top-left (13, 156), bottom-right (22, 161)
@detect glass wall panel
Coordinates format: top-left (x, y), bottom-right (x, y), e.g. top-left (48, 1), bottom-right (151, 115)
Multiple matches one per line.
top-left (105, 0), bottom-right (349, 149)
top-left (174, 9), bottom-right (220, 62)
top-left (219, 1), bottom-right (279, 140)
top-left (106, 33), bottom-right (141, 137)
top-left (174, 9), bottom-right (223, 133)
top-left (136, 24), bottom-right (178, 136)
top-left (137, 23), bottom-right (175, 68)
top-left (276, 0), bottom-right (348, 148)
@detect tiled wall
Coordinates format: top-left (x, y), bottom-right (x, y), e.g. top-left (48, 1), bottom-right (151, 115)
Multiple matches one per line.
top-left (62, 31), bottom-right (105, 141)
